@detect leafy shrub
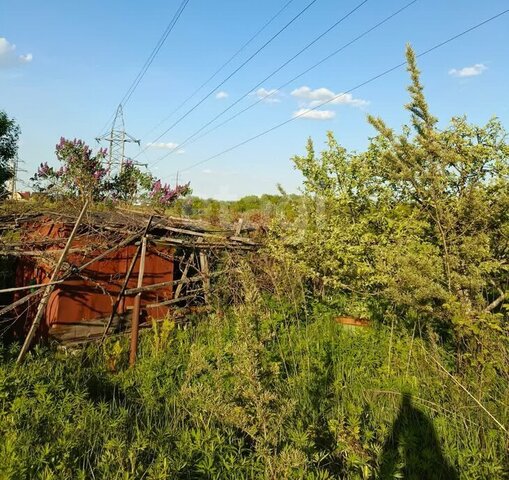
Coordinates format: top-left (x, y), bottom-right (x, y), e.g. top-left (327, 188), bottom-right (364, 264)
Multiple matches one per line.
top-left (31, 138), bottom-right (190, 207)
top-left (269, 46), bottom-right (509, 359)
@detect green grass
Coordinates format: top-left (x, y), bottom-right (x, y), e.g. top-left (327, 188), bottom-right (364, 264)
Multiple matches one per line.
top-left (0, 298), bottom-right (507, 479)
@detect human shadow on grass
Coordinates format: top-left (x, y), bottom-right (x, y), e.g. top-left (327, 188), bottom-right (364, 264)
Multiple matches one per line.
top-left (379, 392), bottom-right (459, 480)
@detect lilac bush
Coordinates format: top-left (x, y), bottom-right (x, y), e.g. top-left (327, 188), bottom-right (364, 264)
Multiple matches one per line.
top-left (31, 137), bottom-right (190, 207)
top-left (149, 180), bottom-right (191, 207)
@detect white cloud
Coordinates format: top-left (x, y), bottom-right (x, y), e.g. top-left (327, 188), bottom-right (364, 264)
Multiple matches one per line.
top-left (252, 87), bottom-right (281, 104)
top-left (291, 86), bottom-right (368, 108)
top-left (0, 37), bottom-right (33, 68)
top-left (146, 142), bottom-right (179, 150)
top-left (19, 53), bottom-right (33, 63)
top-left (448, 63), bottom-right (487, 78)
top-left (215, 91), bottom-right (228, 99)
top-left (202, 168), bottom-right (212, 174)
top-left (293, 108), bottom-right (336, 121)
top-left (176, 149), bottom-right (185, 155)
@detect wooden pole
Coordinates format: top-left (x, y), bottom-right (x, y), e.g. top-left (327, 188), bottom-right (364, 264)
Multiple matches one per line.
top-left (125, 270), bottom-right (224, 296)
top-left (0, 289), bottom-right (43, 318)
top-left (101, 216), bottom-right (153, 341)
top-left (16, 200), bottom-right (90, 364)
top-left (174, 252), bottom-right (195, 300)
top-left (129, 236), bottom-right (147, 367)
top-left (0, 280), bottom-right (64, 295)
top-left (145, 290), bottom-right (204, 308)
top-left (234, 218), bottom-right (243, 236)
top-left (199, 248), bottom-right (210, 304)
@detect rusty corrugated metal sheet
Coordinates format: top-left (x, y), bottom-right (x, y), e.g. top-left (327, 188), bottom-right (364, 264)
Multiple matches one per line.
top-left (14, 218), bottom-right (174, 341)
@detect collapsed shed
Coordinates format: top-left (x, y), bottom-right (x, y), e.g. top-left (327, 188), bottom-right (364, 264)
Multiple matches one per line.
top-left (0, 207), bottom-right (256, 350)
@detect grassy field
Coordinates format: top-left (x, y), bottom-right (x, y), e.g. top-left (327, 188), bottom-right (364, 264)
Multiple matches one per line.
top-left (1, 292), bottom-right (507, 479)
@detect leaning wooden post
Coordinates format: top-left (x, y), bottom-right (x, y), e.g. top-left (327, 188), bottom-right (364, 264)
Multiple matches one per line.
top-left (199, 247), bottom-right (210, 304)
top-left (174, 251), bottom-right (195, 300)
top-left (234, 218), bottom-right (243, 236)
top-left (129, 236), bottom-right (147, 367)
top-left (101, 216), bottom-right (153, 342)
top-left (16, 199), bottom-right (90, 364)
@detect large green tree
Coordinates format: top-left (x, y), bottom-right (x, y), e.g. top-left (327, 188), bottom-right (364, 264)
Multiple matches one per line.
top-left (0, 111), bottom-right (20, 198)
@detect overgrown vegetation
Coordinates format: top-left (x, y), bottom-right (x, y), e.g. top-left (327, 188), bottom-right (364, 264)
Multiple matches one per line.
top-left (0, 268), bottom-right (507, 479)
top-left (1, 46), bottom-right (508, 478)
top-left (269, 46), bottom-right (509, 365)
top-left (30, 137), bottom-right (190, 206)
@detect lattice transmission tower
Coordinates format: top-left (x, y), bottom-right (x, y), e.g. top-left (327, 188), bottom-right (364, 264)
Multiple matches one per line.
top-left (96, 104), bottom-right (141, 175)
top-left (8, 153), bottom-right (18, 198)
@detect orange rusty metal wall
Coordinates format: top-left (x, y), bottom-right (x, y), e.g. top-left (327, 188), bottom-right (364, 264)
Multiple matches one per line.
top-left (15, 218), bottom-right (174, 336)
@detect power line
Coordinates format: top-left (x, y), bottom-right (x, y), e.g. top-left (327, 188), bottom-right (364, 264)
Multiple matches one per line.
top-left (121, 0), bottom-right (190, 108)
top-left (177, 8), bottom-right (509, 174)
top-left (185, 0), bottom-right (417, 152)
top-left (149, 0), bottom-right (372, 167)
top-left (138, 0), bottom-right (322, 158)
top-left (97, 0), bottom-right (190, 136)
top-left (142, 0), bottom-right (299, 140)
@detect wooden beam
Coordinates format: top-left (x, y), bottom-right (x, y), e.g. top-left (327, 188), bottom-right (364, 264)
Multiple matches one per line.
top-left (0, 248), bottom-right (87, 257)
top-left (175, 251), bottom-right (196, 300)
top-left (0, 288), bottom-right (43, 318)
top-left (0, 280), bottom-right (64, 295)
top-left (199, 249), bottom-right (210, 304)
top-left (150, 238), bottom-right (255, 250)
top-left (156, 225), bottom-right (224, 239)
top-left (77, 227), bottom-right (149, 272)
top-left (16, 199), bottom-right (90, 364)
top-left (125, 271), bottom-right (224, 296)
top-left (144, 290), bottom-right (204, 308)
top-left (129, 236), bottom-right (147, 367)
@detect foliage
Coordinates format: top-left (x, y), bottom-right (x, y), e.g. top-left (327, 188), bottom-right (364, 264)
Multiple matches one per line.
top-left (149, 179), bottom-right (191, 208)
top-left (0, 282), bottom-right (507, 479)
top-left (167, 192), bottom-right (301, 226)
top-left (31, 137), bottom-right (108, 200)
top-left (269, 46), bottom-right (509, 355)
top-left (31, 137), bottom-right (190, 206)
top-left (0, 110), bottom-right (20, 198)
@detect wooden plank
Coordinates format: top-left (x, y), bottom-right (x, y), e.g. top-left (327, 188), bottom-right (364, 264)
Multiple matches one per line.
top-left (125, 270), bottom-right (225, 296)
top-left (156, 225), bottom-right (224, 239)
top-left (144, 291), bottom-right (204, 308)
top-left (234, 218), bottom-right (243, 236)
top-left (0, 248), bottom-right (87, 257)
top-left (16, 200), bottom-right (90, 364)
top-left (0, 280), bottom-right (64, 295)
top-left (199, 248), bottom-right (210, 304)
top-left (126, 272), bottom-right (197, 295)
top-left (57, 306), bottom-right (210, 347)
top-left (229, 236), bottom-right (258, 246)
top-left (0, 289), bottom-right (42, 318)
top-left (129, 236), bottom-right (147, 367)
top-left (151, 238), bottom-right (255, 250)
top-left (77, 228), bottom-right (147, 272)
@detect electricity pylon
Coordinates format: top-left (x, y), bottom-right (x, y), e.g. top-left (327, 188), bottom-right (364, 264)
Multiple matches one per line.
top-left (8, 154), bottom-right (18, 198)
top-left (96, 104), bottom-right (141, 175)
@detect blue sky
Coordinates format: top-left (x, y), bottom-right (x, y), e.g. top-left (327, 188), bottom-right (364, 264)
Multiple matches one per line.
top-left (1, 0), bottom-right (508, 199)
